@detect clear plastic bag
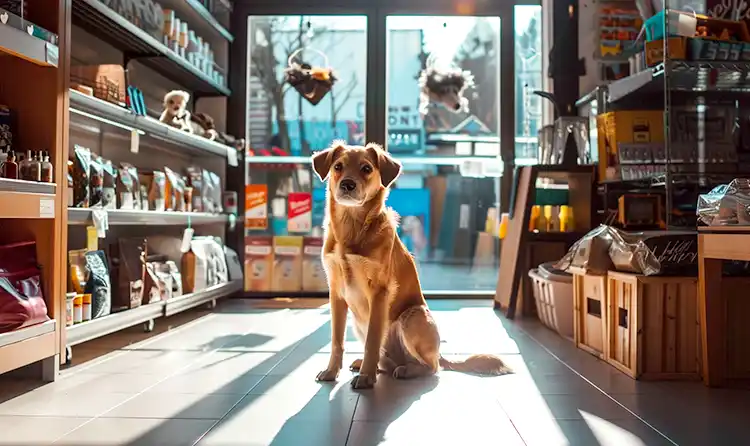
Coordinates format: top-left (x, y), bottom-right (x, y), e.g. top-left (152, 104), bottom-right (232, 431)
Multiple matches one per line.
top-left (697, 179), bottom-right (750, 226)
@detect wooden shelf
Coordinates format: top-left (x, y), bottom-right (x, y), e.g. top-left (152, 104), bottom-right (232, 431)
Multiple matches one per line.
top-left (0, 191), bottom-right (57, 219)
top-left (0, 320), bottom-right (57, 376)
top-left (69, 89), bottom-right (233, 158)
top-left (184, 0), bottom-right (233, 42)
top-left (71, 0), bottom-right (230, 96)
top-left (68, 208), bottom-right (228, 226)
top-left (0, 23), bottom-right (58, 67)
top-left (67, 280), bottom-right (242, 347)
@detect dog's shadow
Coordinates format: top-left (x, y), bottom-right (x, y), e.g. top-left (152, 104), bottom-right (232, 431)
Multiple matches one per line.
top-left (269, 374), bottom-right (440, 446)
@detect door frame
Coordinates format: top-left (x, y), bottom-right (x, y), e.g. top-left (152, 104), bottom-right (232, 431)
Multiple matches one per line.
top-left (228, 1), bottom-right (542, 298)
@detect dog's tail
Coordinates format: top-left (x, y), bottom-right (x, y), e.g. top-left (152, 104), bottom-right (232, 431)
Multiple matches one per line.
top-left (439, 354), bottom-right (512, 376)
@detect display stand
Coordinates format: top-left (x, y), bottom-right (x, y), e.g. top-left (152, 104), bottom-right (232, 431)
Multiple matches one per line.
top-left (0, 2), bottom-right (69, 380)
top-left (495, 165), bottom-right (595, 318)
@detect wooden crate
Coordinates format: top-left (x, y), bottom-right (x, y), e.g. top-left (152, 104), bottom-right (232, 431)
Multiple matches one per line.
top-left (571, 267), bottom-right (608, 359)
top-left (606, 272), bottom-right (701, 380)
top-left (723, 278), bottom-right (750, 380)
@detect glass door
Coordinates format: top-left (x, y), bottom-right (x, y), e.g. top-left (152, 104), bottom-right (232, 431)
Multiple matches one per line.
top-left (241, 6), bottom-right (542, 297)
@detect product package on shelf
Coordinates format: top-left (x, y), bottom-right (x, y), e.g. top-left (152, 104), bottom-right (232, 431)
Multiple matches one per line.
top-left (272, 236), bottom-right (303, 292)
top-left (109, 238), bottom-right (146, 311)
top-left (698, 178), bottom-right (750, 226)
top-left (302, 237), bottom-right (327, 292)
top-left (181, 237), bottom-right (228, 294)
top-left (245, 236), bottom-right (273, 292)
top-left (71, 145), bottom-right (91, 208)
top-left (0, 241), bottom-right (49, 334)
top-left (117, 163), bottom-right (139, 210)
top-left (288, 192), bottom-right (312, 233)
top-left (144, 236), bottom-right (184, 300)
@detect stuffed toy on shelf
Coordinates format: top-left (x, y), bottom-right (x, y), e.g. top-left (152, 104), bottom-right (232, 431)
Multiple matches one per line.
top-left (417, 54), bottom-right (475, 116)
top-left (192, 112), bottom-right (219, 141)
top-left (159, 90), bottom-right (192, 133)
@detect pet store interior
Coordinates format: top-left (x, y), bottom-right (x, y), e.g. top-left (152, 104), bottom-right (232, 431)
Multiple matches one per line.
top-left (0, 0), bottom-right (749, 445)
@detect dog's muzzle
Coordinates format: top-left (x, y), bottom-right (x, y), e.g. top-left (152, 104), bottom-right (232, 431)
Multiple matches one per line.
top-left (339, 178), bottom-right (356, 192)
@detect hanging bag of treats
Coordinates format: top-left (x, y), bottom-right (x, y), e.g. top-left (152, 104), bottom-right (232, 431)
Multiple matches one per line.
top-left (284, 48), bottom-right (337, 106)
top-left (417, 54), bottom-right (475, 115)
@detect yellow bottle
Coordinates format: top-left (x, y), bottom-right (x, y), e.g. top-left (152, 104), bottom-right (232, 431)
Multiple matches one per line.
top-left (498, 213), bottom-right (509, 239)
top-left (560, 205), bottom-right (575, 232)
top-left (543, 205), bottom-right (554, 232)
top-left (529, 205), bottom-right (540, 231)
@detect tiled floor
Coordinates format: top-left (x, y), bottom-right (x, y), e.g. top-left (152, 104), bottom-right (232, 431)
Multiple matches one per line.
top-left (1, 299), bottom-right (749, 445)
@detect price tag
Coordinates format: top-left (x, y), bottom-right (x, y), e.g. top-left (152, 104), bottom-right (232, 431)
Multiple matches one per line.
top-left (130, 129), bottom-right (140, 154)
top-left (39, 198), bottom-right (54, 218)
top-left (227, 147), bottom-right (238, 167)
top-left (91, 209), bottom-right (109, 238)
top-left (180, 227), bottom-right (194, 253)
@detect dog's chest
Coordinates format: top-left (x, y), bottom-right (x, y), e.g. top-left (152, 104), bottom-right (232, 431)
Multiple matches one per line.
top-left (324, 252), bottom-right (374, 312)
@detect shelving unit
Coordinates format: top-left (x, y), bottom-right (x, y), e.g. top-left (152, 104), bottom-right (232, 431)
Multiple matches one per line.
top-left (71, 0), bottom-right (230, 96)
top-left (58, 0), bottom-right (239, 364)
top-left (0, 2), bottom-right (69, 381)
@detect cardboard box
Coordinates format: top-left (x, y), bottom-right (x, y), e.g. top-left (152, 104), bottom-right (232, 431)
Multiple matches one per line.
top-left (272, 236), bottom-right (303, 292)
top-left (244, 236), bottom-right (273, 292)
top-left (302, 237), bottom-right (327, 292)
top-left (245, 184), bottom-right (268, 230)
top-left (288, 192), bottom-right (312, 233)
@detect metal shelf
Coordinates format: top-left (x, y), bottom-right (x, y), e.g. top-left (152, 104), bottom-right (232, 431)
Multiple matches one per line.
top-left (0, 319), bottom-right (56, 349)
top-left (66, 280), bottom-right (241, 347)
top-left (68, 208), bottom-right (228, 226)
top-left (165, 280), bottom-right (242, 316)
top-left (0, 24), bottom-right (58, 67)
top-left (71, 0), bottom-right (230, 96)
top-left (66, 302), bottom-right (164, 347)
top-left (184, 0), bottom-right (233, 42)
top-left (69, 89), bottom-right (233, 158)
top-left (608, 60), bottom-right (750, 103)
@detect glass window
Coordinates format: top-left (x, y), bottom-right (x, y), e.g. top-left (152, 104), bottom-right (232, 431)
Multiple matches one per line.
top-left (514, 5), bottom-right (543, 164)
top-left (385, 16), bottom-right (501, 293)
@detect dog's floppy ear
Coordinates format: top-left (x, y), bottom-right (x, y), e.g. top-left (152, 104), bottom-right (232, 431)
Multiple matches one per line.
top-left (311, 143), bottom-right (344, 181)
top-left (366, 143), bottom-right (402, 188)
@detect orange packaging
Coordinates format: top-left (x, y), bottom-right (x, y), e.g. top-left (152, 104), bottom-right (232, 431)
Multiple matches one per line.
top-left (245, 184), bottom-right (268, 230)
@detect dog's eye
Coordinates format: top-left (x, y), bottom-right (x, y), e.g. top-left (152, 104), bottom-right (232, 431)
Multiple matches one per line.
top-left (334, 163), bottom-right (343, 171)
top-left (361, 164), bottom-right (372, 174)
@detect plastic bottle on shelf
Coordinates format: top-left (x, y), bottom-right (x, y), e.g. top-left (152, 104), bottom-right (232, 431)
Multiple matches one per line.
top-left (41, 151), bottom-right (53, 183)
top-left (560, 205), bottom-right (576, 232)
top-left (548, 205), bottom-right (561, 232)
top-left (529, 205), bottom-right (540, 231)
top-left (2, 151), bottom-right (18, 179)
top-left (498, 213), bottom-right (509, 239)
top-left (73, 294), bottom-right (83, 324)
top-left (28, 151), bottom-right (41, 182)
top-left (19, 150), bottom-right (31, 180)
top-left (82, 294), bottom-right (92, 322)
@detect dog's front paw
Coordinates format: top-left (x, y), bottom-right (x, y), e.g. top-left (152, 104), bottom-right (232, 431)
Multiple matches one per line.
top-left (316, 368), bottom-right (340, 382)
top-left (350, 373), bottom-right (376, 389)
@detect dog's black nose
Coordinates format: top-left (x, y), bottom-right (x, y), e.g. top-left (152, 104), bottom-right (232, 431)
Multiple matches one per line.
top-left (453, 103), bottom-right (461, 111)
top-left (339, 179), bottom-right (356, 192)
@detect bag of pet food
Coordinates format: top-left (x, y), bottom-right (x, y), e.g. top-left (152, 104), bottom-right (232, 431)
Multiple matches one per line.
top-left (164, 167), bottom-right (184, 211)
top-left (146, 171), bottom-right (166, 211)
top-left (89, 156), bottom-right (104, 208)
top-left (209, 171), bottom-right (223, 213)
top-left (101, 159), bottom-right (117, 210)
top-left (83, 250), bottom-right (111, 319)
top-left (186, 167), bottom-right (205, 212)
top-left (71, 145), bottom-right (91, 208)
top-left (118, 163), bottom-right (140, 210)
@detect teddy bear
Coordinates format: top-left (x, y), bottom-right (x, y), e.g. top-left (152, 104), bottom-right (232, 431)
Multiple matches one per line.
top-left (159, 90), bottom-right (192, 133)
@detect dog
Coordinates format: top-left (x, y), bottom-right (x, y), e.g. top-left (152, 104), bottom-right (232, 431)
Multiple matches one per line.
top-left (312, 141), bottom-right (510, 390)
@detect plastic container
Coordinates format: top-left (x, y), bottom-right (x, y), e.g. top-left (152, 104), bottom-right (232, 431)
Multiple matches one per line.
top-left (528, 262), bottom-right (574, 340)
top-left (65, 292), bottom-right (75, 327)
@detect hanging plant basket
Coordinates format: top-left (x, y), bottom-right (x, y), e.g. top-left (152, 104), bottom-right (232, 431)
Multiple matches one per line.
top-left (418, 54), bottom-right (475, 115)
top-left (284, 48), bottom-right (337, 106)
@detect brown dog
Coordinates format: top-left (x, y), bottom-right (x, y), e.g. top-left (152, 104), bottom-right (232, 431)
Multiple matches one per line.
top-left (312, 141), bottom-right (510, 389)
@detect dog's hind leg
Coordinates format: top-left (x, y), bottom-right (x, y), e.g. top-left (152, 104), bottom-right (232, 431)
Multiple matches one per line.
top-left (392, 305), bottom-right (440, 379)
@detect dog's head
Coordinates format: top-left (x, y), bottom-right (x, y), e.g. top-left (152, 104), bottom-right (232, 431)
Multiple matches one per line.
top-left (311, 141), bottom-right (402, 207)
top-left (164, 90), bottom-right (190, 114)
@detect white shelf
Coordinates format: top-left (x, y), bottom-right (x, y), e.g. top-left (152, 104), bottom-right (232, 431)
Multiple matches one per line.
top-left (0, 319), bottom-right (56, 349)
top-left (165, 280), bottom-right (242, 317)
top-left (68, 208), bottom-right (228, 226)
top-left (0, 177), bottom-right (56, 195)
top-left (66, 280), bottom-right (241, 347)
top-left (66, 302), bottom-right (164, 347)
top-left (69, 89), bottom-right (233, 158)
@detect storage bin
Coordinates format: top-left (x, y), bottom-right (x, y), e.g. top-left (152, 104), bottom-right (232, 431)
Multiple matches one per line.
top-left (571, 267), bottom-right (608, 359)
top-left (528, 263), bottom-right (573, 340)
top-left (606, 272), bottom-right (701, 380)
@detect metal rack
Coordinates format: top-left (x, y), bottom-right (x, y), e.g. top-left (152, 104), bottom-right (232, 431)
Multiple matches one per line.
top-left (588, 8), bottom-right (750, 228)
